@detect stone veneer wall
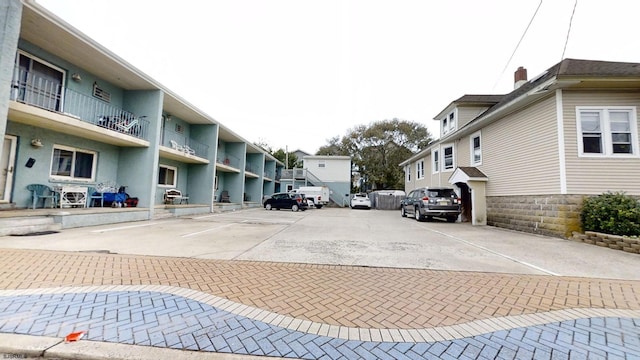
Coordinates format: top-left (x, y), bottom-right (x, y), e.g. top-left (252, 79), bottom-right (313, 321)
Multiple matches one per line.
top-left (486, 195), bottom-right (583, 238)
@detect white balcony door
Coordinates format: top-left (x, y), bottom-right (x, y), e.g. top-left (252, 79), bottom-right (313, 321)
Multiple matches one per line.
top-left (0, 135), bottom-right (17, 203)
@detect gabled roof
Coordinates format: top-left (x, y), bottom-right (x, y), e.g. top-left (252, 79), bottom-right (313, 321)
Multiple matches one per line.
top-left (434, 95), bottom-right (504, 120)
top-left (475, 58), bottom-right (640, 123)
top-left (401, 58), bottom-right (640, 167)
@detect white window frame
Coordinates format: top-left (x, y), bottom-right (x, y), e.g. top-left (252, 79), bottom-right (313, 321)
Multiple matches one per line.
top-left (405, 165), bottom-right (411, 182)
top-left (50, 144), bottom-right (97, 182)
top-left (158, 164), bottom-right (178, 187)
top-left (442, 110), bottom-right (456, 136)
top-left (576, 106), bottom-right (639, 157)
top-left (432, 149), bottom-right (440, 174)
top-left (15, 50), bottom-right (66, 111)
top-left (442, 143), bottom-right (455, 171)
top-left (470, 131), bottom-right (482, 165)
top-left (416, 160), bottom-right (425, 180)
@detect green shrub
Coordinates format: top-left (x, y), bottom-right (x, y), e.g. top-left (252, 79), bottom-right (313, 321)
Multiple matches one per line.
top-left (581, 191), bottom-right (640, 236)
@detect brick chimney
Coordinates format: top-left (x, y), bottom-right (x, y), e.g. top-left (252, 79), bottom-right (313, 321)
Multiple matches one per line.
top-left (514, 66), bottom-right (528, 89)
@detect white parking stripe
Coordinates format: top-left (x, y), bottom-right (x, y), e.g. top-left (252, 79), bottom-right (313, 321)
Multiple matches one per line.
top-left (181, 223), bottom-right (235, 237)
top-left (90, 222), bottom-right (161, 233)
top-left (424, 227), bottom-right (560, 276)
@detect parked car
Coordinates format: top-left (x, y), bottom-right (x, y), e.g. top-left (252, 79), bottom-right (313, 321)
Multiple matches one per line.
top-left (350, 193), bottom-right (371, 209)
top-left (264, 192), bottom-right (308, 211)
top-left (400, 187), bottom-right (461, 222)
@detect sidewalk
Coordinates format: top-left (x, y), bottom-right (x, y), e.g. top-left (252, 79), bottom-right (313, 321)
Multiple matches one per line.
top-left (0, 248), bottom-right (639, 359)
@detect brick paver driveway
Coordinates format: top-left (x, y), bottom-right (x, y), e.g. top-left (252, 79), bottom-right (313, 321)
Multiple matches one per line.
top-left (0, 208), bottom-right (639, 359)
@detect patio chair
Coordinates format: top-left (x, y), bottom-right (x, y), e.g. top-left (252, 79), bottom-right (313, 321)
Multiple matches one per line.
top-left (183, 145), bottom-right (196, 156)
top-left (170, 140), bottom-right (185, 152)
top-left (26, 184), bottom-right (58, 209)
top-left (88, 187), bottom-right (105, 207)
top-left (220, 190), bottom-right (230, 203)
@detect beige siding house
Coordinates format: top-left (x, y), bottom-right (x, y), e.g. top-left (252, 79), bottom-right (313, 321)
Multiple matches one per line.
top-left (400, 59), bottom-right (640, 238)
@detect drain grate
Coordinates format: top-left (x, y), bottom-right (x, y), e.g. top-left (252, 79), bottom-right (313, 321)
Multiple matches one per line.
top-left (11, 230), bottom-right (59, 236)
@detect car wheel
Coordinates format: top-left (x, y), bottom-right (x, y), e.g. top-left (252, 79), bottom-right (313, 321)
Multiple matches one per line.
top-left (265, 203), bottom-right (272, 210)
top-left (401, 206), bottom-right (407, 217)
top-left (415, 207), bottom-right (424, 222)
top-left (315, 205), bottom-right (323, 209)
top-left (447, 216), bottom-right (457, 223)
top-left (292, 204), bottom-right (299, 212)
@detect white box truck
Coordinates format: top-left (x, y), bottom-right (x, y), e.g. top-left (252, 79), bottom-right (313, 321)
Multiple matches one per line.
top-left (292, 186), bottom-right (330, 208)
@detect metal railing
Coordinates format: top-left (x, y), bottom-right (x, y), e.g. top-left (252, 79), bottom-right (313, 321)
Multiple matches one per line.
top-left (161, 129), bottom-right (209, 158)
top-left (216, 153), bottom-right (241, 169)
top-left (11, 67), bottom-right (149, 140)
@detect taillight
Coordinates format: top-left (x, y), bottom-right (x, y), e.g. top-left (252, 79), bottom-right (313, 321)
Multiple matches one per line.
top-left (422, 196), bottom-right (430, 201)
top-left (454, 198), bottom-right (461, 204)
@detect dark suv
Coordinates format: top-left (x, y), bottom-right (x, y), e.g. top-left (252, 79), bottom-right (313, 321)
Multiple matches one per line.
top-left (263, 192), bottom-right (308, 211)
top-left (401, 187), bottom-right (461, 222)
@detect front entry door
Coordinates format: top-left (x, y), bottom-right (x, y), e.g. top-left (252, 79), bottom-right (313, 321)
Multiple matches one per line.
top-left (0, 135), bottom-right (17, 203)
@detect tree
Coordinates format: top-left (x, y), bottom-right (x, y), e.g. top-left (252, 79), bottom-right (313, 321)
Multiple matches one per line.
top-left (254, 140), bottom-right (299, 169)
top-left (318, 118), bottom-right (433, 190)
top-left (272, 148), bottom-right (299, 169)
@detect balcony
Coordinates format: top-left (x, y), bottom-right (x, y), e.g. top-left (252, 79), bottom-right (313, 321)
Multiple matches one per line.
top-left (9, 67), bottom-right (150, 145)
top-left (244, 164), bottom-right (259, 178)
top-left (159, 129), bottom-right (209, 163)
top-left (216, 154), bottom-right (241, 173)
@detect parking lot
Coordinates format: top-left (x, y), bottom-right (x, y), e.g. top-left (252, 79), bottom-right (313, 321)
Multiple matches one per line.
top-left (1, 207), bottom-right (638, 280)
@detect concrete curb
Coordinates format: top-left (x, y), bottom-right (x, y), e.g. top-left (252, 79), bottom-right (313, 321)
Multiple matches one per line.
top-left (0, 333), bottom-right (277, 359)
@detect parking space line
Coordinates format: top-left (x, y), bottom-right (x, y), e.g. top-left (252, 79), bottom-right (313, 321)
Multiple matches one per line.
top-left (181, 223), bottom-right (235, 237)
top-left (423, 227), bottom-right (560, 276)
top-left (90, 222), bottom-right (162, 233)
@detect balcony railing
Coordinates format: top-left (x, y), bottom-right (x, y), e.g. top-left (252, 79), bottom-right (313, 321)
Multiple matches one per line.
top-left (216, 153), bottom-right (241, 169)
top-left (161, 129), bottom-right (209, 158)
top-left (11, 67), bottom-right (149, 140)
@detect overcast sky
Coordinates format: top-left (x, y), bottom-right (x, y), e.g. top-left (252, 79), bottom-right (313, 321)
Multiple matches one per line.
top-left (37, 0), bottom-right (639, 154)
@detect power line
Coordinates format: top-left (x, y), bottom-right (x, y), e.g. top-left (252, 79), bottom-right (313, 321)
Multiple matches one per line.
top-left (492, 0), bottom-right (544, 91)
top-left (560, 0), bottom-right (578, 61)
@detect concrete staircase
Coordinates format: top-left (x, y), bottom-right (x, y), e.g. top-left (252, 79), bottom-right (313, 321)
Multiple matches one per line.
top-left (0, 216), bottom-right (62, 236)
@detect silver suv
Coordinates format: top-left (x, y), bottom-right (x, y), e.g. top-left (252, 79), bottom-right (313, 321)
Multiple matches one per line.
top-left (401, 187), bottom-right (461, 222)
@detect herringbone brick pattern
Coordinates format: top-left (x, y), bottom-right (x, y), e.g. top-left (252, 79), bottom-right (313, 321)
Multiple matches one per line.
top-left (1, 248), bottom-right (639, 329)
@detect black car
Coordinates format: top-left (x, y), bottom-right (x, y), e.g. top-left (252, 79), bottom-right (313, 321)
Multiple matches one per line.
top-left (263, 192), bottom-right (308, 211)
top-left (401, 187), bottom-right (461, 222)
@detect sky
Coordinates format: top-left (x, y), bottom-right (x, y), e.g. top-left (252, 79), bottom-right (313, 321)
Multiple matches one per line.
top-left (36, 0), bottom-right (640, 154)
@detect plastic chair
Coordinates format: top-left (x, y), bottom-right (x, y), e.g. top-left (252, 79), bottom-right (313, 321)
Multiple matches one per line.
top-left (220, 191), bottom-right (230, 203)
top-left (26, 184), bottom-right (58, 209)
top-left (87, 187), bottom-right (104, 207)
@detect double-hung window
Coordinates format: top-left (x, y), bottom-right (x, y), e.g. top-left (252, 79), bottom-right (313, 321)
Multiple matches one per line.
top-left (442, 111), bottom-right (456, 135)
top-left (443, 144), bottom-right (454, 171)
top-left (158, 165), bottom-right (177, 186)
top-left (416, 160), bottom-right (425, 179)
top-left (432, 149), bottom-right (440, 173)
top-left (577, 107), bottom-right (638, 157)
top-left (405, 165), bottom-right (411, 182)
top-left (471, 132), bottom-right (482, 165)
top-left (50, 145), bottom-right (96, 181)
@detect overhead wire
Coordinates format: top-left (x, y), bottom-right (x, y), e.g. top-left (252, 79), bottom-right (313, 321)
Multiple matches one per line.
top-left (492, 0), bottom-right (543, 91)
top-left (560, 0), bottom-right (579, 62)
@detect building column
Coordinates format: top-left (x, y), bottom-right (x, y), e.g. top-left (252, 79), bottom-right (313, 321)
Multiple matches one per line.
top-left (0, 0), bottom-right (23, 158)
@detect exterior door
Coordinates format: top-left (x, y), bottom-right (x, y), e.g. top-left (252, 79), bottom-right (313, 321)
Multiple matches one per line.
top-left (1, 135), bottom-right (17, 203)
